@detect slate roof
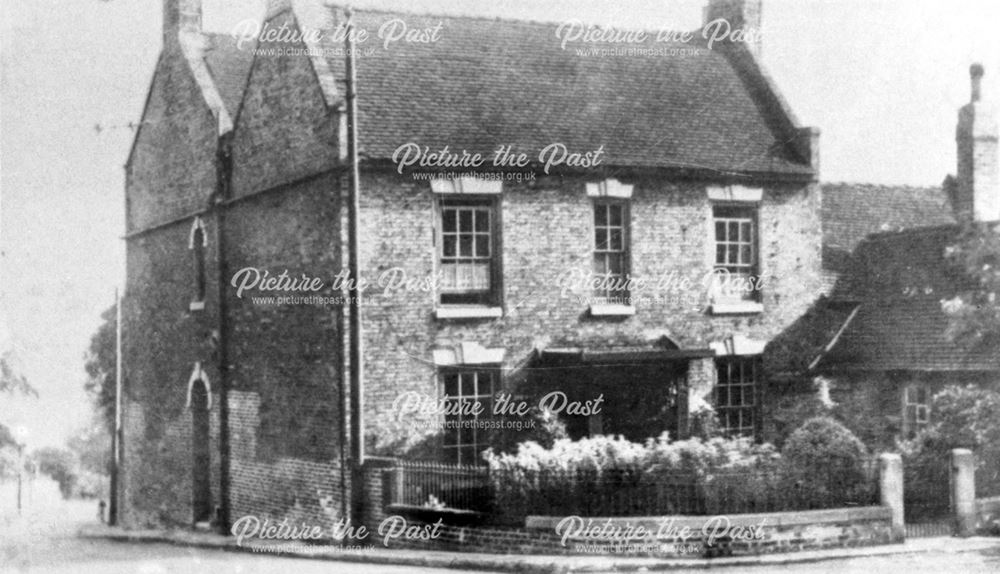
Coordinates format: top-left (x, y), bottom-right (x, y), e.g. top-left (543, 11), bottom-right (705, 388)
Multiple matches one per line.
top-left (821, 182), bottom-right (955, 273)
top-left (203, 34), bottom-right (255, 118)
top-left (291, 7), bottom-right (815, 176)
top-left (817, 225), bottom-right (1000, 372)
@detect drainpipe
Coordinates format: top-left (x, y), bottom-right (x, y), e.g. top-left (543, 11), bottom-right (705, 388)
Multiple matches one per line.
top-left (109, 289), bottom-right (123, 525)
top-left (344, 6), bottom-right (366, 528)
top-left (214, 133), bottom-right (234, 532)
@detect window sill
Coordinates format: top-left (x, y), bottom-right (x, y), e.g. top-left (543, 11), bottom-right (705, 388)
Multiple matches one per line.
top-left (434, 306), bottom-right (503, 320)
top-left (709, 301), bottom-right (763, 315)
top-left (589, 304), bottom-right (636, 317)
top-left (189, 300), bottom-right (206, 312)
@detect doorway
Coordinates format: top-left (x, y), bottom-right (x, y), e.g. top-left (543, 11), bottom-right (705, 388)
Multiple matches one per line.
top-left (190, 380), bottom-right (212, 524)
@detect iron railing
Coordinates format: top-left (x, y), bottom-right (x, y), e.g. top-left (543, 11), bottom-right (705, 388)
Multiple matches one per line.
top-left (386, 458), bottom-right (880, 520)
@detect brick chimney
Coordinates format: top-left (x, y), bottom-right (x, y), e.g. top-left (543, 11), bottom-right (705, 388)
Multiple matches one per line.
top-left (704, 0), bottom-right (762, 58)
top-left (164, 0), bottom-right (202, 48)
top-left (956, 64), bottom-right (1000, 222)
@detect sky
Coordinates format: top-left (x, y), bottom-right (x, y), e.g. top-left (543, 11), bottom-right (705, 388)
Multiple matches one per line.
top-left (1, 0), bottom-right (999, 449)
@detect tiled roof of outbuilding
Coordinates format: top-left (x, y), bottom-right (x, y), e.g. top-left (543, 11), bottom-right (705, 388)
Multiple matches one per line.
top-left (821, 182), bottom-right (955, 273)
top-left (818, 226), bottom-right (1000, 372)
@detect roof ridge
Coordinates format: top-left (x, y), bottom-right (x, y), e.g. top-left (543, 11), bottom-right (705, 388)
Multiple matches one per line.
top-left (863, 223), bottom-right (960, 240)
top-left (822, 181), bottom-right (943, 191)
top-left (324, 2), bottom-right (699, 38)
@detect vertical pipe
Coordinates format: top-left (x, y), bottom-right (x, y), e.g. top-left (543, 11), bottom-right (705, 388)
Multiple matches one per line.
top-left (345, 6), bottom-right (366, 526)
top-left (214, 136), bottom-right (234, 531)
top-left (109, 288), bottom-right (123, 525)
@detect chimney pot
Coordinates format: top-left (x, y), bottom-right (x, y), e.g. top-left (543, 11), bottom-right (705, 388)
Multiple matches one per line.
top-left (956, 63), bottom-right (999, 222)
top-left (164, 0), bottom-right (202, 48)
top-left (971, 63), bottom-right (984, 103)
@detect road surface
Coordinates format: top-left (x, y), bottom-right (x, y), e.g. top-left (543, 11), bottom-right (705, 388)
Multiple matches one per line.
top-left (2, 478), bottom-right (999, 573)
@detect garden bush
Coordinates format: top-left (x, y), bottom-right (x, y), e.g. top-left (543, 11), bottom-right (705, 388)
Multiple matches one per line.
top-left (483, 431), bottom-right (784, 518)
top-left (781, 417), bottom-right (872, 508)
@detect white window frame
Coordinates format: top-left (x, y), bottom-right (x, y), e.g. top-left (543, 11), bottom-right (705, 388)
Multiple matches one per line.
top-left (714, 356), bottom-right (759, 438)
top-left (441, 369), bottom-right (496, 465)
top-left (903, 384), bottom-right (931, 435)
top-left (592, 199), bottom-right (630, 304)
top-left (711, 205), bottom-right (760, 311)
top-left (435, 197), bottom-right (501, 309)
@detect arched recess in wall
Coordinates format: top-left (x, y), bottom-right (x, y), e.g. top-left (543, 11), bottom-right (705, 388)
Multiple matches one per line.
top-left (185, 362), bottom-right (212, 411)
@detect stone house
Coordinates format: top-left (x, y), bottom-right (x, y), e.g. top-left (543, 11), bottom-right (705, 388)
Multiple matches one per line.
top-left (121, 0), bottom-right (822, 529)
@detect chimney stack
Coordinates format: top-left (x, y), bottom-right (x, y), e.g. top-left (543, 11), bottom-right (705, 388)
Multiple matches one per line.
top-left (704, 0), bottom-right (763, 58)
top-left (164, 0), bottom-right (202, 48)
top-left (955, 63), bottom-right (1000, 222)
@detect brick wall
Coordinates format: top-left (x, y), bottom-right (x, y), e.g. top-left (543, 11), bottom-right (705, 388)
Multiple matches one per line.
top-left (355, 172), bottom-right (823, 455)
top-left (356, 463), bottom-right (894, 557)
top-left (125, 53), bottom-right (218, 232)
top-left (220, 170), bottom-right (346, 527)
top-left (230, 9), bottom-right (338, 199)
top-left (122, 208), bottom-right (223, 526)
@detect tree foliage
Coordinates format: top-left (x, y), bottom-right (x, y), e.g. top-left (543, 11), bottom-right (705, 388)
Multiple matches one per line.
top-left (84, 305), bottom-right (119, 431)
top-left (32, 446), bottom-right (78, 498)
top-left (1, 349), bottom-right (36, 453)
top-left (942, 221), bottom-right (1000, 348)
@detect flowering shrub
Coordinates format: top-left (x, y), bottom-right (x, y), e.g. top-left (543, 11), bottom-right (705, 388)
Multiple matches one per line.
top-left (484, 421), bottom-right (875, 520)
top-left (483, 432), bottom-right (785, 519)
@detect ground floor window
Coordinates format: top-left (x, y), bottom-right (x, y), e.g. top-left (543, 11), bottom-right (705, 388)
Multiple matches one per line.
top-left (903, 384), bottom-right (931, 437)
top-left (441, 369), bottom-right (495, 465)
top-left (714, 356), bottom-right (760, 437)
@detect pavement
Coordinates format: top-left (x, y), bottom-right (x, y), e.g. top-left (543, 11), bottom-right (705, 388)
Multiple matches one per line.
top-left (77, 523), bottom-right (1000, 574)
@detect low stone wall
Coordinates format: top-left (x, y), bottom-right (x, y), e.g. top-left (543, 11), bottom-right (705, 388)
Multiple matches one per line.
top-left (525, 507), bottom-right (896, 557)
top-left (367, 506), bottom-right (896, 557)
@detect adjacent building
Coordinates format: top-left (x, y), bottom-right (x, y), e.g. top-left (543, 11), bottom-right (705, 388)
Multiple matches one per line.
top-left (767, 65), bottom-right (1000, 448)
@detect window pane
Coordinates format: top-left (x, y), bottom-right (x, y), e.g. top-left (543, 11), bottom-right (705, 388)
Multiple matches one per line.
top-left (593, 254), bottom-right (608, 275)
top-left (715, 221), bottom-right (726, 241)
top-left (442, 209), bottom-right (457, 232)
top-left (740, 244), bottom-right (752, 265)
top-left (728, 221), bottom-right (738, 241)
top-left (459, 210), bottom-right (473, 232)
top-left (460, 423), bottom-right (475, 445)
top-left (461, 373), bottom-right (476, 396)
top-left (609, 205), bottom-right (623, 226)
top-left (443, 235), bottom-right (456, 257)
top-left (461, 446), bottom-right (475, 465)
top-left (595, 205), bottom-right (608, 226)
top-left (717, 386), bottom-right (729, 406)
top-left (716, 245), bottom-right (726, 265)
top-left (474, 210), bottom-right (489, 232)
top-left (609, 229), bottom-right (623, 251)
top-left (595, 229), bottom-right (608, 251)
top-left (471, 263), bottom-right (490, 290)
top-left (608, 253), bottom-right (624, 275)
top-left (444, 373), bottom-right (459, 396)
top-left (474, 235), bottom-right (489, 257)
top-left (459, 235), bottom-right (473, 257)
